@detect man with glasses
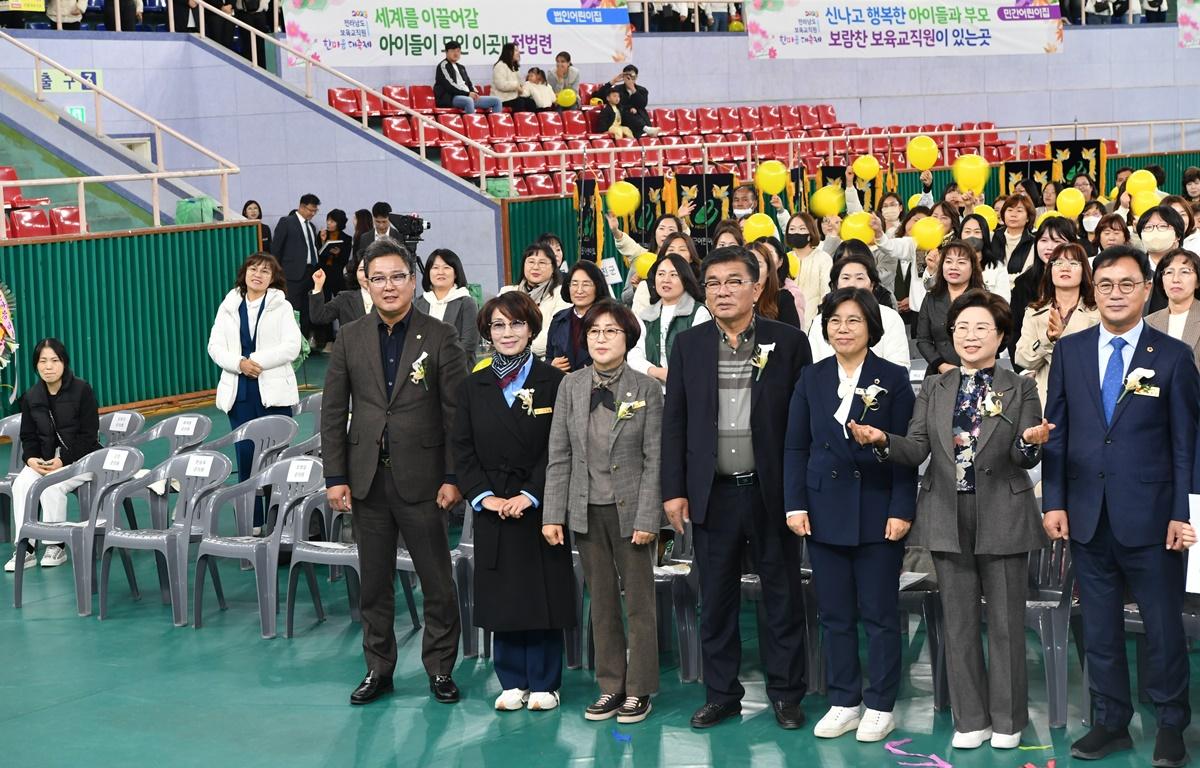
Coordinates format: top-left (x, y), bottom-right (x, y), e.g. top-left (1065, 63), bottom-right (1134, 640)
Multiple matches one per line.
top-left (660, 245), bottom-right (812, 730)
top-left (272, 193), bottom-right (322, 339)
top-left (322, 238), bottom-right (468, 707)
top-left (1043, 245), bottom-right (1198, 767)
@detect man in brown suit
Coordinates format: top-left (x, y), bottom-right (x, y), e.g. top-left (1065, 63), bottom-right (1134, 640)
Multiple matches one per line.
top-left (322, 237), bottom-right (467, 705)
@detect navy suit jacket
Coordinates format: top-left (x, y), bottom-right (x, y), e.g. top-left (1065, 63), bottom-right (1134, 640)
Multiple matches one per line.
top-left (660, 317), bottom-right (811, 526)
top-left (1042, 322), bottom-right (1199, 547)
top-left (271, 213), bottom-right (319, 282)
top-left (783, 352), bottom-right (917, 546)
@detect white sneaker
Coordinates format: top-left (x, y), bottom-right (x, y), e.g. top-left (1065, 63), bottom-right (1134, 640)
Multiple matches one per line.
top-left (952, 727), bottom-right (993, 749)
top-left (526, 691), bottom-right (560, 711)
top-left (856, 708), bottom-right (896, 742)
top-left (4, 551), bottom-right (36, 572)
top-left (40, 545), bottom-right (68, 568)
top-left (643, 126), bottom-right (661, 137)
top-left (813, 705), bottom-right (862, 738)
top-left (494, 688), bottom-right (529, 711)
top-left (990, 731), bottom-right (1021, 749)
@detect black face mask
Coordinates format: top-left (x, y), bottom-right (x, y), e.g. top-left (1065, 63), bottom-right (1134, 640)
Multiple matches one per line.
top-left (964, 236), bottom-right (985, 253)
top-left (787, 233), bottom-right (811, 249)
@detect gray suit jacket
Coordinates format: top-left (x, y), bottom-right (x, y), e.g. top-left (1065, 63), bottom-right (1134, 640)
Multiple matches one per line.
top-left (886, 365), bottom-right (1047, 555)
top-left (1147, 304), bottom-right (1200, 371)
top-left (415, 294), bottom-right (480, 361)
top-left (321, 307), bottom-right (467, 503)
top-left (543, 366), bottom-right (664, 537)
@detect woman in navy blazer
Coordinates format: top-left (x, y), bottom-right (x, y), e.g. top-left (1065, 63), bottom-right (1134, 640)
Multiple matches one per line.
top-left (784, 287), bottom-right (917, 743)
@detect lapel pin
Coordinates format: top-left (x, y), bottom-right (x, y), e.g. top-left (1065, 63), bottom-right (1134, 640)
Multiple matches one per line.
top-left (1147, 346), bottom-right (1153, 352)
top-left (626, 392), bottom-right (632, 398)
top-left (416, 334), bottom-right (423, 340)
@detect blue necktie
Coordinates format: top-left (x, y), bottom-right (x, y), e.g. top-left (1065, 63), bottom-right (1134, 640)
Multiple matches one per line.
top-left (1101, 337), bottom-right (1127, 425)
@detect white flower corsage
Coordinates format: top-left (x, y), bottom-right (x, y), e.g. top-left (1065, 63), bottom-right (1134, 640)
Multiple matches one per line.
top-left (409, 351), bottom-right (429, 390)
top-left (515, 388), bottom-right (536, 416)
top-left (614, 400), bottom-right (646, 430)
top-left (982, 389), bottom-right (1012, 423)
top-left (750, 343), bottom-right (776, 381)
top-left (855, 380), bottom-right (887, 420)
top-left (1118, 367), bottom-right (1158, 401)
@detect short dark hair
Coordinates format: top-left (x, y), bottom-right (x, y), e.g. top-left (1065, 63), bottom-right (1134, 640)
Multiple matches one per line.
top-left (931, 201), bottom-right (961, 232)
top-left (1032, 243), bottom-right (1096, 311)
top-left (421, 248), bottom-right (468, 291)
top-left (896, 206), bottom-right (933, 237)
top-left (622, 64), bottom-right (639, 76)
top-left (519, 243), bottom-right (561, 291)
top-left (701, 245), bottom-right (760, 284)
top-left (1033, 215), bottom-right (1079, 248)
top-left (371, 201), bottom-right (392, 219)
top-left (1146, 164), bottom-right (1167, 187)
top-left (998, 194), bottom-right (1035, 229)
top-left (831, 238), bottom-right (873, 266)
top-left (1093, 245), bottom-right (1152, 281)
top-left (444, 40), bottom-right (461, 51)
top-left (820, 287), bottom-right (884, 347)
top-left (1073, 174), bottom-right (1098, 198)
top-left (235, 252), bottom-right (286, 295)
top-left (711, 219), bottom-right (745, 247)
top-left (582, 298), bottom-right (641, 350)
top-left (241, 199), bottom-right (262, 218)
top-left (1161, 196), bottom-right (1196, 235)
top-left (535, 232), bottom-right (566, 264)
top-left (326, 208), bottom-right (347, 232)
top-left (646, 252), bottom-right (704, 304)
top-left (1115, 166), bottom-right (1135, 177)
top-left (657, 231), bottom-right (702, 275)
top-left (478, 291), bottom-right (542, 343)
top-left (828, 250), bottom-right (881, 291)
top-left (362, 237), bottom-right (418, 276)
top-left (1184, 166), bottom-right (1200, 192)
top-left (299, 193), bottom-right (320, 207)
top-left (555, 51), bottom-right (571, 63)
top-left (1155, 248), bottom-right (1200, 300)
top-left (931, 240), bottom-right (985, 297)
top-left (32, 337), bottom-right (69, 371)
top-left (946, 288), bottom-right (1012, 341)
top-left (560, 259), bottom-right (607, 303)
top-left (1137, 204), bottom-right (1186, 241)
top-left (1091, 213), bottom-right (1130, 247)
top-left (785, 211), bottom-right (819, 248)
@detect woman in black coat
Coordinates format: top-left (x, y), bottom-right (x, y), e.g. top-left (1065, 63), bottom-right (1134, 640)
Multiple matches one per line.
top-left (451, 291), bottom-right (575, 712)
top-left (310, 256), bottom-right (370, 329)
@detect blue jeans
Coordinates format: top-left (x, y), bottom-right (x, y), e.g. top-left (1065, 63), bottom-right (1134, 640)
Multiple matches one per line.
top-left (1111, 12), bottom-right (1140, 23)
top-left (1085, 13), bottom-right (1111, 24)
top-left (451, 94), bottom-right (502, 114)
top-left (711, 11), bottom-right (729, 30)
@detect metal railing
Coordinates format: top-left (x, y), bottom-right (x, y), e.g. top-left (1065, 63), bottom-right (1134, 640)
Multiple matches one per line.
top-left (0, 31), bottom-right (238, 238)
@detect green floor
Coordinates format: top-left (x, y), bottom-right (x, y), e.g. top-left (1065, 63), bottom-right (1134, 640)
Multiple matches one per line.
top-left (0, 355), bottom-right (1194, 766)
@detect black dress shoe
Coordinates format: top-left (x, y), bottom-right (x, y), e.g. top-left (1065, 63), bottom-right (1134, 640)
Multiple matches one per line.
top-left (1070, 725), bottom-right (1133, 760)
top-left (350, 671), bottom-right (393, 705)
top-left (690, 701), bottom-right (741, 729)
top-left (1153, 727), bottom-right (1189, 768)
top-left (429, 674), bottom-right (460, 703)
top-left (773, 701), bottom-right (806, 730)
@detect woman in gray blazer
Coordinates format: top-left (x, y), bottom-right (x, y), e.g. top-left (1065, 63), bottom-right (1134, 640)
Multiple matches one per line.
top-left (310, 256), bottom-right (370, 328)
top-left (851, 289), bottom-right (1052, 751)
top-left (1147, 248), bottom-right (1200, 369)
top-left (915, 241), bottom-right (985, 377)
top-left (415, 248), bottom-right (480, 362)
top-left (543, 298), bottom-right (663, 725)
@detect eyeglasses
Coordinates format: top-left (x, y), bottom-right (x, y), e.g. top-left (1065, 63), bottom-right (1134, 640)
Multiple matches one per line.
top-left (586, 327), bottom-right (625, 340)
top-left (1142, 224), bottom-right (1174, 233)
top-left (525, 258), bottom-right (552, 268)
top-left (1095, 279), bottom-right (1148, 295)
top-left (1049, 259), bottom-right (1083, 269)
top-left (951, 323), bottom-right (997, 337)
top-left (489, 320), bottom-right (528, 334)
top-left (1162, 268), bottom-right (1196, 279)
top-left (827, 316), bottom-right (865, 330)
top-left (367, 272), bottom-right (412, 287)
top-left (703, 278), bottom-right (751, 293)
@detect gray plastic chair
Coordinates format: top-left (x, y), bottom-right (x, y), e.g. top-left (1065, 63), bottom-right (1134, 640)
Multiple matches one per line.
top-left (0, 413), bottom-right (23, 542)
top-left (1022, 540), bottom-right (1076, 728)
top-left (97, 451), bottom-right (232, 626)
top-left (654, 522), bottom-right (702, 683)
top-left (292, 391), bottom-right (323, 435)
top-left (193, 457), bottom-right (324, 638)
top-left (99, 411), bottom-right (146, 446)
top-left (285, 492), bottom-right (362, 638)
top-left (279, 432), bottom-right (321, 460)
top-left (447, 508), bottom-right (482, 657)
top-left (201, 415), bottom-right (298, 534)
top-left (124, 414), bottom-right (213, 458)
top-left (12, 447), bottom-right (146, 616)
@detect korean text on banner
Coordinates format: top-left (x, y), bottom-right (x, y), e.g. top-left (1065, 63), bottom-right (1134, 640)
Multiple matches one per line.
top-left (285, 1), bottom-right (632, 68)
top-left (746, 1), bottom-right (1064, 60)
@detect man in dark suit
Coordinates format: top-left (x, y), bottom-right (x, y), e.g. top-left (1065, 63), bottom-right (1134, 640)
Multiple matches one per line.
top-left (271, 193), bottom-right (321, 338)
top-left (661, 245), bottom-right (812, 730)
top-left (356, 201), bottom-right (402, 256)
top-left (1043, 245), bottom-right (1198, 767)
top-left (594, 65), bottom-right (659, 138)
top-left (322, 238), bottom-right (467, 706)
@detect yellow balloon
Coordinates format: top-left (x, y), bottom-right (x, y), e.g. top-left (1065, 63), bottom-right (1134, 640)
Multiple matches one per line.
top-left (1131, 190), bottom-right (1159, 218)
top-left (755, 160), bottom-right (789, 196)
top-left (907, 193), bottom-right (924, 211)
top-left (911, 216), bottom-right (946, 251)
top-left (906, 135), bottom-right (939, 172)
top-left (851, 155), bottom-right (880, 182)
top-left (809, 185), bottom-right (845, 218)
top-left (839, 212), bottom-right (875, 245)
top-left (472, 357), bottom-right (493, 373)
top-left (1109, 186), bottom-right (1120, 201)
top-left (742, 212), bottom-right (777, 243)
top-left (633, 251), bottom-right (657, 280)
top-left (606, 180), bottom-right (640, 217)
top-left (1034, 210), bottom-right (1062, 230)
top-left (952, 153), bottom-right (990, 195)
top-left (1055, 187), bottom-right (1085, 219)
top-left (1125, 169), bottom-right (1157, 196)
top-left (555, 88), bottom-right (578, 108)
top-left (787, 251), bottom-right (800, 279)
top-left (729, 20), bottom-right (745, 32)
top-left (973, 203), bottom-right (998, 232)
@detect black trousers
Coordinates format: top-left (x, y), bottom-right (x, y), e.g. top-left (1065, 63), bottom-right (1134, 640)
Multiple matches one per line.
top-left (103, 0), bottom-right (138, 30)
top-left (285, 268), bottom-right (316, 338)
top-left (693, 480), bottom-right (806, 705)
top-left (353, 468), bottom-right (461, 678)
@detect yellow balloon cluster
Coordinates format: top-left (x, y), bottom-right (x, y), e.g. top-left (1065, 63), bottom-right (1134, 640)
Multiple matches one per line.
top-left (907, 193), bottom-right (924, 211)
top-left (755, 160), bottom-right (789, 196)
top-left (1125, 169), bottom-right (1157, 196)
top-left (1131, 191), bottom-right (1159, 218)
top-left (787, 251), bottom-right (800, 279)
top-left (555, 88), bottom-right (577, 108)
top-left (952, 153), bottom-right (989, 195)
top-left (1055, 187), bottom-right (1085, 219)
top-left (973, 203), bottom-right (998, 232)
top-left (742, 213), bottom-right (777, 243)
top-left (851, 155), bottom-right (880, 181)
top-left (911, 217), bottom-right (946, 251)
top-left (606, 181), bottom-right (640, 217)
top-left (809, 185), bottom-right (844, 218)
top-left (633, 251), bottom-right (657, 279)
top-left (839, 212), bottom-right (875, 245)
top-left (906, 135), bottom-right (939, 171)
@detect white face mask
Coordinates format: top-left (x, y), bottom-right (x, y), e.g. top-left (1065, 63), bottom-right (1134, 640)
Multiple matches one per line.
top-left (1142, 229), bottom-right (1177, 253)
top-left (1082, 215), bottom-right (1101, 233)
top-left (732, 207), bottom-right (755, 219)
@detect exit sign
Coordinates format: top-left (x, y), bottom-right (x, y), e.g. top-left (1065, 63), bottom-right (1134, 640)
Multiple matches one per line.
top-left (66, 106), bottom-right (86, 123)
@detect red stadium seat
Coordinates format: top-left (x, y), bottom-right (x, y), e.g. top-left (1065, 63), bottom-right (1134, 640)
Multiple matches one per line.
top-left (1104, 139), bottom-right (1120, 156)
top-left (510, 176), bottom-right (529, 197)
top-left (671, 164), bottom-right (696, 176)
top-left (326, 88), bottom-right (359, 117)
top-left (551, 171), bottom-right (578, 195)
top-left (680, 134), bottom-right (705, 164)
top-left (382, 116), bottom-right (414, 146)
top-left (660, 135), bottom-right (687, 166)
top-left (817, 104), bottom-right (842, 128)
top-left (696, 107), bottom-right (721, 135)
top-left (589, 138), bottom-right (616, 168)
top-left (718, 107), bottom-right (741, 134)
top-left (514, 112), bottom-right (542, 141)
top-left (738, 106), bottom-right (762, 132)
top-left (561, 110), bottom-right (590, 139)
top-left (578, 82), bottom-right (600, 105)
top-left (489, 143), bottom-right (519, 176)
top-left (806, 128), bottom-right (830, 157)
top-left (725, 135), bottom-right (748, 162)
top-left (409, 84), bottom-right (437, 113)
top-left (674, 108), bottom-right (699, 136)
top-left (651, 108), bottom-right (677, 135)
top-left (437, 114), bottom-right (466, 143)
top-left (752, 129), bottom-right (782, 161)
top-left (380, 85), bottom-right (410, 116)
top-left (488, 113), bottom-right (516, 142)
top-left (798, 105), bottom-right (820, 130)
top-left (517, 142), bottom-right (547, 173)
top-left (0, 167), bottom-right (51, 209)
top-left (704, 135), bottom-right (731, 162)
top-left (615, 138), bottom-right (642, 167)
top-left (919, 123), bottom-right (937, 134)
top-left (360, 91), bottom-right (384, 119)
top-left (802, 156), bottom-right (823, 175)
top-left (759, 105), bottom-right (782, 131)
top-left (461, 113), bottom-right (491, 143)
top-left (538, 112), bottom-right (564, 138)
top-left (639, 137), bottom-right (663, 167)
top-left (779, 105), bottom-right (801, 132)
top-left (440, 145), bottom-right (473, 177)
top-left (565, 139), bottom-right (590, 166)
top-left (49, 206), bottom-right (82, 235)
top-left (8, 208), bottom-right (53, 238)
top-left (524, 173), bottom-right (557, 196)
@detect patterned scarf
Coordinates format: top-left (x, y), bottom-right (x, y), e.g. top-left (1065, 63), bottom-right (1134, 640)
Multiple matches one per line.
top-left (590, 363), bottom-right (624, 412)
top-left (491, 349), bottom-right (531, 389)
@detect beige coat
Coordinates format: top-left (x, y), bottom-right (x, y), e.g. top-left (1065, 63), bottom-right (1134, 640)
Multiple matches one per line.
top-left (1147, 303), bottom-right (1200, 370)
top-left (1014, 302), bottom-right (1101, 408)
